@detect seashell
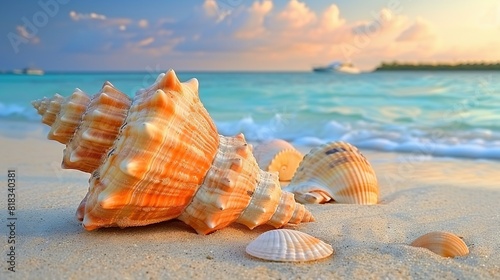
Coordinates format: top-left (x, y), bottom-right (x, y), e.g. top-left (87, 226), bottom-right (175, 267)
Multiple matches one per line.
top-left (410, 231), bottom-right (469, 258)
top-left (245, 229), bottom-right (333, 262)
top-left (252, 139), bottom-right (303, 182)
top-left (33, 69), bottom-right (314, 235)
top-left (46, 88), bottom-right (91, 144)
top-left (32, 93), bottom-right (66, 126)
top-left (283, 141), bottom-right (379, 204)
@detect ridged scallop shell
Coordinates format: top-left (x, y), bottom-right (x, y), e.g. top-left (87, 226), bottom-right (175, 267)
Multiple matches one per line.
top-left (33, 69), bottom-right (314, 235)
top-left (283, 141), bottom-right (379, 204)
top-left (252, 139), bottom-right (303, 182)
top-left (246, 229), bottom-right (333, 262)
top-left (410, 231), bottom-right (469, 258)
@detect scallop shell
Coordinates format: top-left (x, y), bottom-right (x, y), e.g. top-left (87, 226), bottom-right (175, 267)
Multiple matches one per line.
top-left (252, 139), bottom-right (303, 182)
top-left (33, 69), bottom-right (314, 235)
top-left (410, 231), bottom-right (469, 258)
top-left (283, 141), bottom-right (379, 204)
top-left (246, 229), bottom-right (333, 262)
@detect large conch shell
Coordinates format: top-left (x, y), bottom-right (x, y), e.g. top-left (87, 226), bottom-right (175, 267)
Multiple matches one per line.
top-left (283, 141), bottom-right (379, 204)
top-left (32, 70), bottom-right (314, 235)
top-left (252, 139), bottom-right (303, 183)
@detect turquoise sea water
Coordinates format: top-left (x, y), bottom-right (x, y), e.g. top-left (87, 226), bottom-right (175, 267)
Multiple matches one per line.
top-left (1, 71), bottom-right (500, 160)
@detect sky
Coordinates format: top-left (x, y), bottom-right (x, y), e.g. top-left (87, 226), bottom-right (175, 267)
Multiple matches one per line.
top-left (1, 0), bottom-right (500, 71)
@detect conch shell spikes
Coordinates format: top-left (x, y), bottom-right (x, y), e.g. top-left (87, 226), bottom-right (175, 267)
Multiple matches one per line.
top-left (47, 89), bottom-right (90, 144)
top-left (33, 69), bottom-right (313, 234)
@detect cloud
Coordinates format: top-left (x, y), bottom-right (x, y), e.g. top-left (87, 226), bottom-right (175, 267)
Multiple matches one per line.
top-left (171, 1), bottom-right (421, 64)
top-left (16, 26), bottom-right (40, 44)
top-left (277, 0), bottom-right (316, 29)
top-left (62, 2), bottom-right (351, 61)
top-left (230, 1), bottom-right (351, 56)
top-left (203, 0), bottom-right (232, 23)
top-left (235, 0), bottom-right (273, 39)
top-left (69, 10), bottom-right (132, 29)
top-left (137, 37), bottom-right (155, 47)
top-left (66, 13), bottom-right (131, 53)
top-left (69, 11), bottom-right (106, 21)
top-left (396, 18), bottom-right (436, 42)
top-left (138, 19), bottom-right (149, 28)
top-left (203, 0), bottom-right (218, 16)
top-left (59, 1), bottom-right (447, 70)
top-left (65, 9), bottom-right (160, 54)
top-left (320, 4), bottom-right (345, 31)
top-left (352, 8), bottom-right (407, 36)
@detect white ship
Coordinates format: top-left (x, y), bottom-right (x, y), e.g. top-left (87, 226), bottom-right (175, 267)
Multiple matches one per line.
top-left (313, 61), bottom-right (360, 74)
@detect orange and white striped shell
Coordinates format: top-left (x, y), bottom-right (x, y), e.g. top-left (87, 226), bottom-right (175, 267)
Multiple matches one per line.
top-left (246, 229), bottom-right (333, 262)
top-left (252, 139), bottom-right (303, 182)
top-left (410, 231), bottom-right (469, 258)
top-left (283, 141), bottom-right (379, 204)
top-left (32, 70), bottom-right (314, 235)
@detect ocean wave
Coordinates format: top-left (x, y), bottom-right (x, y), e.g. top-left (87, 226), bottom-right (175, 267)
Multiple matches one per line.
top-left (4, 101), bottom-right (500, 160)
top-left (216, 116), bottom-right (500, 160)
top-left (0, 102), bottom-right (39, 121)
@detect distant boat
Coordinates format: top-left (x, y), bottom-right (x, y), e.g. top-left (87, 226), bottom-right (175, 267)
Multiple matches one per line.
top-left (313, 61), bottom-right (360, 74)
top-left (12, 67), bottom-right (44, 75)
top-left (24, 67), bottom-right (44, 75)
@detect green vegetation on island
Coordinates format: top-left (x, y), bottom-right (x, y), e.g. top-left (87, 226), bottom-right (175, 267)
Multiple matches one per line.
top-left (375, 62), bottom-right (500, 71)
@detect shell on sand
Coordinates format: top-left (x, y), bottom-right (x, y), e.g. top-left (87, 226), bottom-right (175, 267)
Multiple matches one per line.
top-left (246, 229), bottom-right (333, 262)
top-left (284, 141), bottom-right (379, 204)
top-left (410, 231), bottom-right (469, 258)
top-left (252, 139), bottom-right (303, 182)
top-left (32, 69), bottom-right (314, 235)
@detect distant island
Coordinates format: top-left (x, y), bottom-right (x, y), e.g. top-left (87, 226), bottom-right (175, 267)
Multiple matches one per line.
top-left (375, 62), bottom-right (500, 71)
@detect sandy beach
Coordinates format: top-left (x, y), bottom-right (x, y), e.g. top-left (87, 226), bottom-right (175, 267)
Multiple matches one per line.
top-left (1, 121), bottom-right (499, 279)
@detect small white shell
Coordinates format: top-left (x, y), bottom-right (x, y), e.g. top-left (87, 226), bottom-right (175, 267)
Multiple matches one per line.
top-left (246, 229), bottom-right (333, 262)
top-left (252, 139), bottom-right (303, 182)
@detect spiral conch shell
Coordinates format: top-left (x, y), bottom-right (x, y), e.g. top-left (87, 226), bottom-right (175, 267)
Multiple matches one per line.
top-left (283, 141), bottom-right (379, 204)
top-left (32, 70), bottom-right (314, 234)
top-left (252, 139), bottom-right (303, 182)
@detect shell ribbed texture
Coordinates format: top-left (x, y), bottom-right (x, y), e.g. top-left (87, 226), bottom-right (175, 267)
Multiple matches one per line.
top-left (246, 229), bottom-right (333, 262)
top-left (33, 69), bottom-right (314, 234)
top-left (47, 89), bottom-right (90, 144)
top-left (79, 71), bottom-right (219, 230)
top-left (253, 139), bottom-right (303, 182)
top-left (410, 231), bottom-right (469, 258)
top-left (284, 141), bottom-right (379, 204)
top-left (62, 83), bottom-right (132, 173)
top-left (178, 134), bottom-right (313, 234)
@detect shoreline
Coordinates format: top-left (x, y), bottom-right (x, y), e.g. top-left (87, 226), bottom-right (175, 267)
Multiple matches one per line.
top-left (0, 125), bottom-right (499, 279)
top-left (2, 119), bottom-right (500, 163)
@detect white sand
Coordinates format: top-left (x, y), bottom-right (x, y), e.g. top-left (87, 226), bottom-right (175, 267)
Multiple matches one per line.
top-left (1, 122), bottom-right (499, 279)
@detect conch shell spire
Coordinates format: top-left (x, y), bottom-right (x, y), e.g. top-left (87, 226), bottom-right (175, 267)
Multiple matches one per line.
top-left (32, 69), bottom-right (314, 234)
